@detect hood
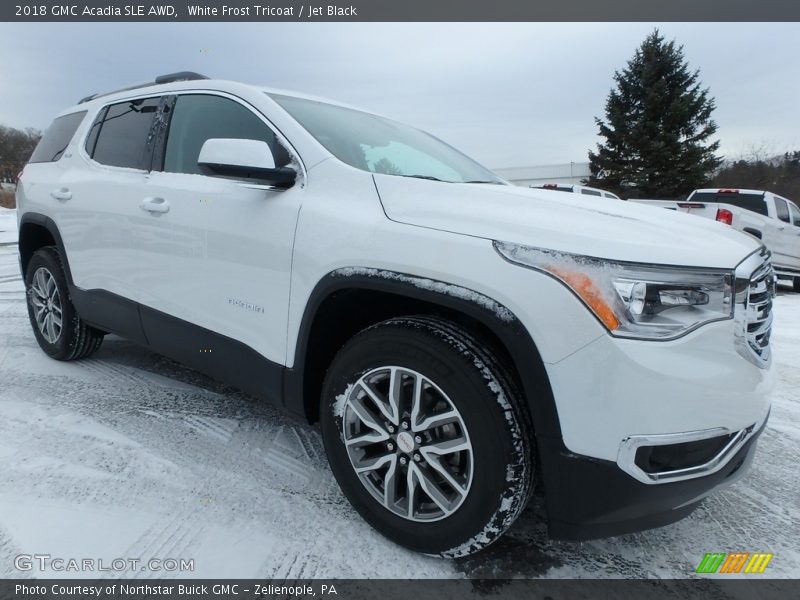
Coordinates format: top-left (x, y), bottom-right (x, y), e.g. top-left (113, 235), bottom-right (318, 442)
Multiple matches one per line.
top-left (372, 174), bottom-right (761, 269)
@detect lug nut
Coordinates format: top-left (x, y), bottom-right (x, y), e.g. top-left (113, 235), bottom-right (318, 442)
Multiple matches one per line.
top-left (387, 424), bottom-right (395, 433)
top-left (387, 443), bottom-right (394, 451)
top-left (414, 435), bottom-right (422, 444)
top-left (401, 422), bottom-right (409, 430)
top-left (413, 453), bottom-right (421, 462)
top-left (399, 456), bottom-right (407, 465)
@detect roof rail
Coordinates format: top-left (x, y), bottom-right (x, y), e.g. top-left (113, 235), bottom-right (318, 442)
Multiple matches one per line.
top-left (154, 71), bottom-right (209, 84)
top-left (78, 71), bottom-right (209, 104)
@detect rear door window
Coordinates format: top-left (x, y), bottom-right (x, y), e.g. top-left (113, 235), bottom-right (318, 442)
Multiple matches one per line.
top-left (28, 111), bottom-right (87, 163)
top-left (580, 189), bottom-right (602, 197)
top-left (89, 97), bottom-right (163, 170)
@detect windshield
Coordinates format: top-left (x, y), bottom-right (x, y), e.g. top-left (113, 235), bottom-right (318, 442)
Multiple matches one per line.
top-left (268, 93), bottom-right (505, 185)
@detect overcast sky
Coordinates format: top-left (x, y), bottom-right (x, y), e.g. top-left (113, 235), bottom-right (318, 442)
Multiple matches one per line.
top-left (1, 22), bottom-right (797, 168)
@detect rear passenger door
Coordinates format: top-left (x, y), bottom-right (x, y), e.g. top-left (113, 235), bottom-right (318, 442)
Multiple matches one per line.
top-left (57, 96), bottom-right (168, 341)
top-left (142, 92), bottom-right (303, 366)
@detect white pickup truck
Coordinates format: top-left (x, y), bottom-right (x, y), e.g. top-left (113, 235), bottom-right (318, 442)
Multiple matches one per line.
top-left (632, 189), bottom-right (800, 291)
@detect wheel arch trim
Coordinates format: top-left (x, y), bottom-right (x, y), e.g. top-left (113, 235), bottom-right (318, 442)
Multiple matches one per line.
top-left (286, 267), bottom-right (564, 445)
top-left (17, 212), bottom-right (74, 285)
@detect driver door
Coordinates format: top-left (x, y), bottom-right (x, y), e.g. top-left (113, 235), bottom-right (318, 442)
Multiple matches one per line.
top-left (142, 93), bottom-right (302, 366)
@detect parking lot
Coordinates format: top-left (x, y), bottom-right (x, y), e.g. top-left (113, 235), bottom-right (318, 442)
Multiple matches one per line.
top-left (0, 223), bottom-right (798, 579)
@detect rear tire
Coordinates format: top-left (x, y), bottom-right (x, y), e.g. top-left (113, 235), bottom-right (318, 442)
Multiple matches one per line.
top-left (25, 246), bottom-right (104, 361)
top-left (321, 316), bottom-right (533, 557)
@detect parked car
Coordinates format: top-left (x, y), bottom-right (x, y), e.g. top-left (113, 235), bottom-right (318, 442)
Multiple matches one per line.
top-left (17, 73), bottom-right (774, 556)
top-left (531, 183), bottom-right (621, 199)
top-left (631, 189), bottom-right (800, 291)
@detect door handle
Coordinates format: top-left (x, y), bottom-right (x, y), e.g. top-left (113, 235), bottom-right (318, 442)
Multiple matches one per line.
top-left (50, 188), bottom-right (72, 201)
top-left (140, 197), bottom-right (170, 214)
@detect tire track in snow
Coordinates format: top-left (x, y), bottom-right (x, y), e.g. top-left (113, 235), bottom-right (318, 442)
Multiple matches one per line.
top-left (77, 358), bottom-right (211, 393)
top-left (256, 425), bottom-right (335, 497)
top-left (256, 542), bottom-right (322, 580)
top-left (0, 526), bottom-right (27, 579)
top-left (115, 515), bottom-right (205, 579)
top-left (182, 415), bottom-right (239, 443)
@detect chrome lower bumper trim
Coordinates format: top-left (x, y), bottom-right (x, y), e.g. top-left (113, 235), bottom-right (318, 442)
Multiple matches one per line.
top-left (617, 408), bottom-right (769, 485)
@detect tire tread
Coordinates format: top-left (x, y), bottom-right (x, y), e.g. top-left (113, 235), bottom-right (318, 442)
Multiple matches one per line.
top-left (26, 246), bottom-right (104, 361)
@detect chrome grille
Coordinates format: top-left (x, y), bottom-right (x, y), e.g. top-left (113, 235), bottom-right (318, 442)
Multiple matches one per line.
top-left (734, 247), bottom-right (776, 368)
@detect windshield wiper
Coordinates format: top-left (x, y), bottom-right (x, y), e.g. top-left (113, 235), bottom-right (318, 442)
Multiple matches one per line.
top-left (401, 174), bottom-right (444, 182)
top-left (463, 180), bottom-right (503, 184)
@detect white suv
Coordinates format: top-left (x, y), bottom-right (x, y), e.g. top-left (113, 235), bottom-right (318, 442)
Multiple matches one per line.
top-left (16, 73), bottom-right (774, 556)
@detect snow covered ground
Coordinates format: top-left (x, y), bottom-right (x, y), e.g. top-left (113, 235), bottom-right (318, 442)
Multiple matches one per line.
top-left (0, 235), bottom-right (798, 579)
top-left (0, 209), bottom-right (17, 245)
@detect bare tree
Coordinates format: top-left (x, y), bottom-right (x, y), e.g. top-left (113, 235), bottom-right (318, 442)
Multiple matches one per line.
top-left (709, 149), bottom-right (800, 201)
top-left (0, 125), bottom-right (41, 183)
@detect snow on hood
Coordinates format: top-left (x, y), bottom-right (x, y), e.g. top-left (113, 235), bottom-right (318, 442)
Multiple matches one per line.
top-left (372, 175), bottom-right (760, 269)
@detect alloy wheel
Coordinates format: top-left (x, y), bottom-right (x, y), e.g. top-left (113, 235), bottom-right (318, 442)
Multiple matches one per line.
top-left (29, 267), bottom-right (63, 344)
top-left (340, 366), bottom-right (474, 522)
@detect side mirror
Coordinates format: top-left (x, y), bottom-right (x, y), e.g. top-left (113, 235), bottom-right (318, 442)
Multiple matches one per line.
top-left (197, 138), bottom-right (296, 187)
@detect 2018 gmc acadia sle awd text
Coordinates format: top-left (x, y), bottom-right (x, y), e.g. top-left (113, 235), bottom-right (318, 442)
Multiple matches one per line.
top-left (16, 72), bottom-right (775, 556)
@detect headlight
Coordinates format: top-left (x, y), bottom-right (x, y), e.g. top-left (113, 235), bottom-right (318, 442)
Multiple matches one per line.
top-left (494, 241), bottom-right (733, 340)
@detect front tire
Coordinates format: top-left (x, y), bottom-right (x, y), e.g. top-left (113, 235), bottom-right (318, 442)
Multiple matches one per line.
top-left (321, 316), bottom-right (533, 557)
top-left (25, 246), bottom-right (104, 361)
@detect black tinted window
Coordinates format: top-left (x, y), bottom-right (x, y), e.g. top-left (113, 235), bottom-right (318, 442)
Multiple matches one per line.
top-left (84, 108), bottom-right (106, 158)
top-left (581, 189), bottom-right (602, 196)
top-left (691, 192), bottom-right (768, 216)
top-left (775, 198), bottom-right (790, 223)
top-left (164, 94), bottom-right (287, 175)
top-left (791, 204), bottom-right (800, 227)
top-left (91, 97), bottom-right (162, 169)
top-left (29, 111), bottom-right (87, 163)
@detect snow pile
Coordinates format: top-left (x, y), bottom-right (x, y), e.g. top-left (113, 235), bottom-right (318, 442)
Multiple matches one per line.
top-left (0, 208), bottom-right (17, 245)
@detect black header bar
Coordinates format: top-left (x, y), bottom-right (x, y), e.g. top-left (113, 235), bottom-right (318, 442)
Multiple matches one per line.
top-left (2, 579), bottom-right (800, 600)
top-left (3, 0), bottom-right (800, 22)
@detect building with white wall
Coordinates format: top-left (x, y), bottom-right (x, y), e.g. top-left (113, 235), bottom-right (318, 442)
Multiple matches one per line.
top-left (493, 162), bottom-right (591, 187)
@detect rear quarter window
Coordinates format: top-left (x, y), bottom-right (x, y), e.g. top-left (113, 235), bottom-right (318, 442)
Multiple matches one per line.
top-left (28, 111), bottom-right (87, 163)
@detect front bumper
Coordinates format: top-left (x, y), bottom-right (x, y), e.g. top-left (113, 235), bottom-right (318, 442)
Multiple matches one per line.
top-left (538, 303), bottom-right (773, 539)
top-left (540, 413), bottom-right (767, 540)
top-left (545, 318), bottom-right (774, 463)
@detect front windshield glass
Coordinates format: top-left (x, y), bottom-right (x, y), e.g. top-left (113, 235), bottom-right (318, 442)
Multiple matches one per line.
top-left (268, 93), bottom-right (505, 184)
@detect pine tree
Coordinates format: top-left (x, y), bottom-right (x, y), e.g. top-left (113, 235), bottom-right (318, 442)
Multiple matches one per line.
top-left (587, 30), bottom-right (722, 198)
